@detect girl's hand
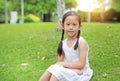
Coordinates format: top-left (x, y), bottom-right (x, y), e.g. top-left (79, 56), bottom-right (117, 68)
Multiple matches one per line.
top-left (72, 69), bottom-right (83, 75)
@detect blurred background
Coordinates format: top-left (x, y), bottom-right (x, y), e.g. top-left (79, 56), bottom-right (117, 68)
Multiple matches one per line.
top-left (0, 0), bottom-right (120, 24)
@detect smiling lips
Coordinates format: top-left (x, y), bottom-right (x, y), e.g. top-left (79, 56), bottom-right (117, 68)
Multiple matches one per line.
top-left (67, 31), bottom-right (74, 35)
top-left (68, 31), bottom-right (74, 33)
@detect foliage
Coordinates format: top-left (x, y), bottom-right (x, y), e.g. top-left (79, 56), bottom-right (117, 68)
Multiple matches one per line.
top-left (1, 0), bottom-right (120, 22)
top-left (104, 8), bottom-right (118, 21)
top-left (77, 8), bottom-right (120, 22)
top-left (9, 0), bottom-right (21, 12)
top-left (0, 1), bottom-right (5, 23)
top-left (0, 1), bottom-right (4, 14)
top-left (24, 14), bottom-right (40, 23)
top-left (77, 10), bottom-right (87, 21)
top-left (65, 0), bottom-right (77, 9)
top-left (0, 23), bottom-right (120, 81)
top-left (111, 0), bottom-right (120, 12)
top-left (24, 0), bottom-right (57, 16)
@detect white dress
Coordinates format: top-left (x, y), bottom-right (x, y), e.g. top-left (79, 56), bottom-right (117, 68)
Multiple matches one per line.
top-left (47, 36), bottom-right (93, 81)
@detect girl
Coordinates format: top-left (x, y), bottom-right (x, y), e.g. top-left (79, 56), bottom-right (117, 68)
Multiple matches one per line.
top-left (39, 11), bottom-right (93, 81)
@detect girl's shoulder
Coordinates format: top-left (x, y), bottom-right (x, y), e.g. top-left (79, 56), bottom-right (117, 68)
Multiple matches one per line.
top-left (79, 36), bottom-right (88, 47)
top-left (79, 36), bottom-right (86, 42)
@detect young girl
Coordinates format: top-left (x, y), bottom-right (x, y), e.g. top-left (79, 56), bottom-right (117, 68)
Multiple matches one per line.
top-left (39, 11), bottom-right (93, 81)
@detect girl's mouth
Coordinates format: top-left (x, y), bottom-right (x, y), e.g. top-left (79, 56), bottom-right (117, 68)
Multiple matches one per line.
top-left (68, 30), bottom-right (74, 32)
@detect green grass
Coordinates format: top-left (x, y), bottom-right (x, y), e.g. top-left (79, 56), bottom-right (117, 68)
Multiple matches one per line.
top-left (0, 22), bottom-right (120, 81)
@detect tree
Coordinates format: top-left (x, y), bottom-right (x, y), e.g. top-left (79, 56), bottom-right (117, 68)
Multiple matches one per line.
top-left (111, 0), bottom-right (120, 12)
top-left (0, 0), bottom-right (7, 23)
top-left (4, 0), bottom-right (9, 24)
top-left (0, 1), bottom-right (5, 15)
top-left (9, 0), bottom-right (21, 13)
top-left (65, 0), bottom-right (77, 9)
top-left (24, 0), bottom-right (57, 22)
top-left (97, 0), bottom-right (112, 22)
top-left (0, 0), bottom-right (78, 23)
top-left (56, 0), bottom-right (65, 29)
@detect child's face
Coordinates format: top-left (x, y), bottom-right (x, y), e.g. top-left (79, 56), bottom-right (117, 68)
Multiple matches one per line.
top-left (63, 15), bottom-right (80, 38)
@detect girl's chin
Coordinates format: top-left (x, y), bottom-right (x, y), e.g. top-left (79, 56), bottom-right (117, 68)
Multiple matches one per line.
top-left (68, 34), bottom-right (76, 37)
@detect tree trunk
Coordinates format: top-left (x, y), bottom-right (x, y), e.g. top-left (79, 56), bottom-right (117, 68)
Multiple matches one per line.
top-left (4, 0), bottom-right (8, 24)
top-left (100, 3), bottom-right (105, 22)
top-left (21, 0), bottom-right (24, 23)
top-left (56, 0), bottom-right (65, 30)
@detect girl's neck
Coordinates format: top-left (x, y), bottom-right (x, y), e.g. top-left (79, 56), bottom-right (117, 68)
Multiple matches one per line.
top-left (67, 36), bottom-right (77, 41)
top-left (67, 33), bottom-right (78, 40)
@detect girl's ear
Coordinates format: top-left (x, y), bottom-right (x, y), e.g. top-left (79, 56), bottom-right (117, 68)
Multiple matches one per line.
top-left (79, 24), bottom-right (82, 30)
top-left (61, 24), bottom-right (64, 29)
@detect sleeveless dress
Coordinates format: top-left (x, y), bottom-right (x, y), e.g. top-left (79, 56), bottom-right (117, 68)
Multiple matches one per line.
top-left (46, 36), bottom-right (93, 81)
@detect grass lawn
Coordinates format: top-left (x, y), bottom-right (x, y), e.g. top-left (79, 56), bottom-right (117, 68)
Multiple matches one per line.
top-left (0, 22), bottom-right (120, 81)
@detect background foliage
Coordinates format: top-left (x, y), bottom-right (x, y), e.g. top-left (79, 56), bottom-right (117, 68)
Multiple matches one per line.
top-left (0, 0), bottom-right (120, 23)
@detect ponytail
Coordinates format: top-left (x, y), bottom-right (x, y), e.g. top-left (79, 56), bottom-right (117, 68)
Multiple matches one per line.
top-left (74, 30), bottom-right (80, 50)
top-left (57, 29), bottom-right (64, 56)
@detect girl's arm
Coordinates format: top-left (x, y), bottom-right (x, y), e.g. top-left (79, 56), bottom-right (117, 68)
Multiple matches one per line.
top-left (57, 38), bottom-right (88, 69)
top-left (57, 52), bottom-right (83, 75)
top-left (57, 49), bottom-right (83, 75)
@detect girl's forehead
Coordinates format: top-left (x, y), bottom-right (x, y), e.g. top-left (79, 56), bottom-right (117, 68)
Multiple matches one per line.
top-left (65, 15), bottom-right (79, 22)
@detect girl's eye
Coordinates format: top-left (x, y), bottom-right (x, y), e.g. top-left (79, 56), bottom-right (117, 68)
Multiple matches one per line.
top-left (73, 24), bottom-right (76, 26)
top-left (67, 24), bottom-right (70, 26)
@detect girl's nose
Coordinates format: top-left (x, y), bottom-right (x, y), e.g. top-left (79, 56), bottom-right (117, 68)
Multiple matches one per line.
top-left (69, 25), bottom-right (73, 29)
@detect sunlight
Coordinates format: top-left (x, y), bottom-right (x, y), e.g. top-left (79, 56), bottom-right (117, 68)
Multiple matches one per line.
top-left (76, 0), bottom-right (100, 12)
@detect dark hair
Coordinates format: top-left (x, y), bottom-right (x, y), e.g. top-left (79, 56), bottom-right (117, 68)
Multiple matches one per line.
top-left (57, 11), bottom-right (81, 56)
